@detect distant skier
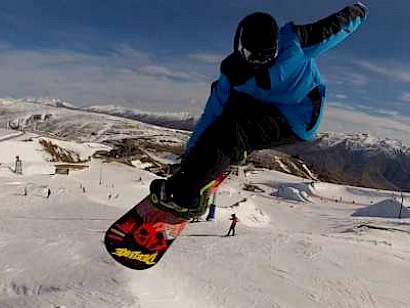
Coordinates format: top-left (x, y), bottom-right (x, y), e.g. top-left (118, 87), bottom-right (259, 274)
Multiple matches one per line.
top-left (151, 3), bottom-right (368, 219)
top-left (226, 214), bottom-right (239, 237)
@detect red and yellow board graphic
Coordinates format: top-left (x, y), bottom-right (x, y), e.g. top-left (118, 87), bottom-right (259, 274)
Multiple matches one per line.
top-left (104, 195), bottom-right (188, 270)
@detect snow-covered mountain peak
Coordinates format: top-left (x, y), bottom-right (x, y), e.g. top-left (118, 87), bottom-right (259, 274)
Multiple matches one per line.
top-left (318, 132), bottom-right (409, 155)
top-left (83, 104), bottom-right (193, 121)
top-left (82, 104), bottom-right (196, 131)
top-left (0, 97), bottom-right (75, 109)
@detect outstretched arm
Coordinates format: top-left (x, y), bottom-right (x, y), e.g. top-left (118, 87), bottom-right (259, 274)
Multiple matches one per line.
top-left (293, 2), bottom-right (368, 58)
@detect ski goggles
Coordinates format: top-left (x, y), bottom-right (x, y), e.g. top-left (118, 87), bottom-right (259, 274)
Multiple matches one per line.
top-left (240, 46), bottom-right (278, 65)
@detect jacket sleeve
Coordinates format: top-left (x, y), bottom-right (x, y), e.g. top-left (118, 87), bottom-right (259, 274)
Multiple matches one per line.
top-left (293, 3), bottom-right (368, 58)
top-left (185, 74), bottom-right (231, 154)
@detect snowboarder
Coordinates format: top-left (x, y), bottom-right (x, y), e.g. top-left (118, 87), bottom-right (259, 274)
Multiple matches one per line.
top-left (150, 3), bottom-right (368, 219)
top-left (226, 214), bottom-right (239, 236)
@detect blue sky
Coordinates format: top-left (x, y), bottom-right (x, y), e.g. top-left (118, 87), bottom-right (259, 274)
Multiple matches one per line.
top-left (1, 1), bottom-right (410, 139)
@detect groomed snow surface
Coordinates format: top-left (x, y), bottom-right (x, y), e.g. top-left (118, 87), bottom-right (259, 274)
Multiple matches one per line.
top-left (1, 132), bottom-right (410, 307)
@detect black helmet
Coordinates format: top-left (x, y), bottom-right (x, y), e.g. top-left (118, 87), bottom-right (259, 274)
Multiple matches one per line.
top-left (234, 12), bottom-right (279, 65)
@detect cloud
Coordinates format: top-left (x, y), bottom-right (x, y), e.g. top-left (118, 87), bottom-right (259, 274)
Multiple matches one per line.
top-left (322, 65), bottom-right (369, 87)
top-left (355, 60), bottom-right (410, 83)
top-left (0, 45), bottom-right (210, 113)
top-left (399, 92), bottom-right (410, 103)
top-left (328, 102), bottom-right (356, 111)
top-left (334, 94), bottom-right (348, 100)
top-left (137, 65), bottom-right (206, 82)
top-left (322, 58), bottom-right (410, 118)
top-left (321, 102), bottom-right (410, 145)
top-left (187, 53), bottom-right (223, 64)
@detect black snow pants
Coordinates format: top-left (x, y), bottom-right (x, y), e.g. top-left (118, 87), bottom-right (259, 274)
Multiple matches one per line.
top-left (166, 91), bottom-right (300, 208)
top-left (227, 224), bottom-right (236, 236)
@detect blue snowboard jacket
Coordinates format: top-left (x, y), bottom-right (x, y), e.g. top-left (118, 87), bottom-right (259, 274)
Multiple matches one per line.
top-left (186, 4), bottom-right (368, 154)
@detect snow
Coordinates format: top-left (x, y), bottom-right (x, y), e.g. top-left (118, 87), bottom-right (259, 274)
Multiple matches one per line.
top-left (301, 163), bottom-right (317, 180)
top-left (274, 156), bottom-right (292, 173)
top-left (1, 124), bottom-right (410, 306)
top-left (319, 132), bottom-right (410, 155)
top-left (131, 160), bottom-right (154, 170)
top-left (0, 135), bottom-right (53, 177)
top-left (39, 137), bottom-right (112, 161)
top-left (0, 129), bottom-right (24, 141)
top-left (353, 199), bottom-right (410, 219)
top-left (0, 98), bottom-right (191, 146)
top-left (83, 104), bottom-right (193, 121)
top-left (139, 149), bottom-right (180, 166)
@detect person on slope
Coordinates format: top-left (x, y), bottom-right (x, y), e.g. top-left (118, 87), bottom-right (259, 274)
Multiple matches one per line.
top-left (226, 214), bottom-right (239, 237)
top-left (151, 3), bottom-right (368, 219)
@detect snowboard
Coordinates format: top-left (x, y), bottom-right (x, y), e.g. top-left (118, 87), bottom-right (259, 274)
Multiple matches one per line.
top-left (104, 171), bottom-right (230, 270)
top-left (104, 195), bottom-right (188, 270)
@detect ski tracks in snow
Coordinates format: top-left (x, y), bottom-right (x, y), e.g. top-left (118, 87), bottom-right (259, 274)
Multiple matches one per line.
top-left (254, 228), bottom-right (377, 308)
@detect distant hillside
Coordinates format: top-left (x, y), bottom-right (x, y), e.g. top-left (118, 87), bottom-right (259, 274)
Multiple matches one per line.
top-left (2, 98), bottom-right (410, 192)
top-left (277, 132), bottom-right (410, 192)
top-left (82, 105), bottom-right (196, 131)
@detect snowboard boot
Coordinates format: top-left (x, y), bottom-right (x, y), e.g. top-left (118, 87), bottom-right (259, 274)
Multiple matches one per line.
top-left (149, 179), bottom-right (214, 220)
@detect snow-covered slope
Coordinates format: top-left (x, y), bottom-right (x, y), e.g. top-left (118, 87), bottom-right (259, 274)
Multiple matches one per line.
top-left (1, 123), bottom-right (410, 307)
top-left (0, 98), bottom-right (191, 147)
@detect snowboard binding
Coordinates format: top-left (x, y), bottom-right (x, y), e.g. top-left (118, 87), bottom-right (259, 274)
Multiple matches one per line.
top-left (149, 179), bottom-right (216, 220)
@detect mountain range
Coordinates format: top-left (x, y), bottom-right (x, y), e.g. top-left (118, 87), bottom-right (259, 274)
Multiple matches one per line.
top-left (1, 97), bottom-right (409, 192)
